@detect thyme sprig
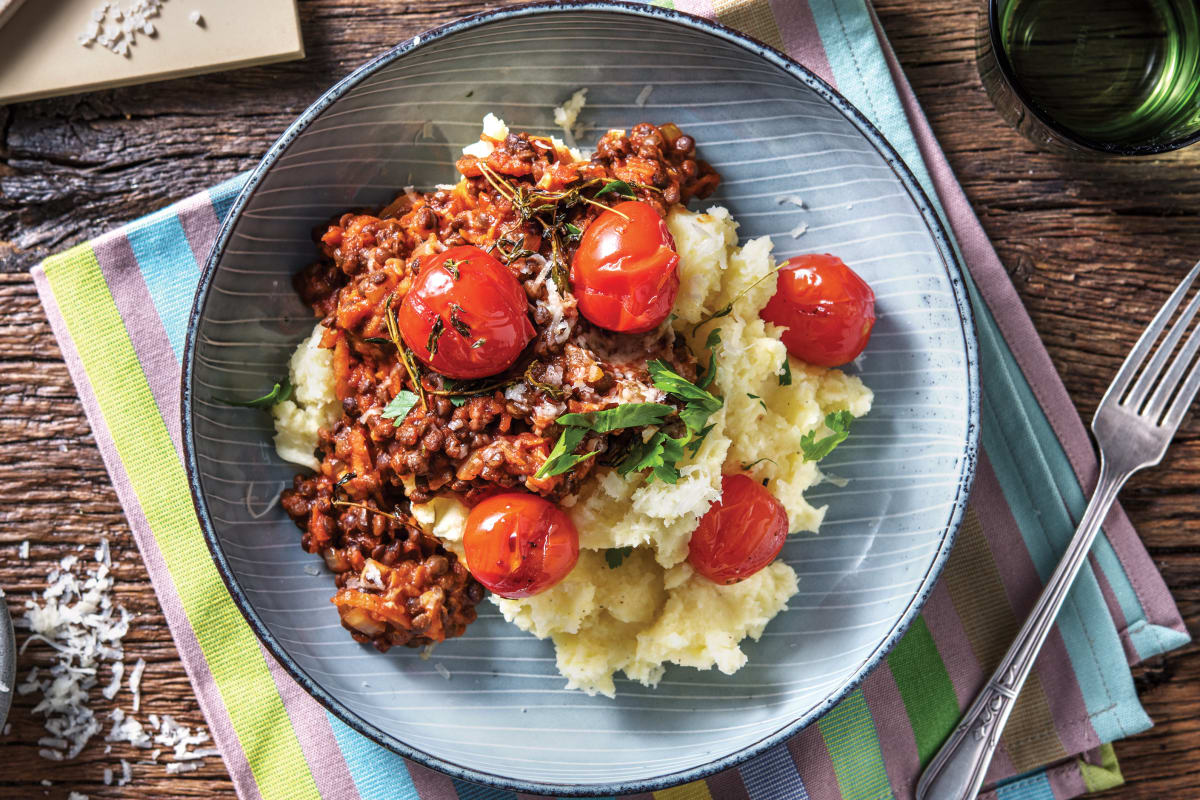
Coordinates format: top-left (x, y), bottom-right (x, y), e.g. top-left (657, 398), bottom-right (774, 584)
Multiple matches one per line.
top-left (332, 470), bottom-right (406, 523)
top-left (383, 292), bottom-right (428, 411)
top-left (692, 265), bottom-right (785, 335)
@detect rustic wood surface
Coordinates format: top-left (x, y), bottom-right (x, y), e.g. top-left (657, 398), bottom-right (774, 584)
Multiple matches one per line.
top-left (1, 0), bottom-right (1198, 797)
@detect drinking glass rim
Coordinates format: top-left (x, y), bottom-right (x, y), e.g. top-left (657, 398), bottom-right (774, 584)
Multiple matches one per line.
top-left (986, 0), bottom-right (1200, 155)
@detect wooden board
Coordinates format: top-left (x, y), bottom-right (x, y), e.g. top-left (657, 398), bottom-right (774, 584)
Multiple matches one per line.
top-left (0, 0), bottom-right (1197, 796)
top-left (0, 0), bottom-right (303, 105)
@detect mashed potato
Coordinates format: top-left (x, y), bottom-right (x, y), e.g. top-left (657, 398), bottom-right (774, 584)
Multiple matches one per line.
top-left (405, 205), bottom-right (872, 696)
top-left (271, 324), bottom-right (340, 471)
top-left (272, 155), bottom-right (873, 697)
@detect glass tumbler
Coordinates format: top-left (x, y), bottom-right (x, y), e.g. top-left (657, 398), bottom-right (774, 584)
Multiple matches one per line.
top-left (977, 0), bottom-right (1200, 154)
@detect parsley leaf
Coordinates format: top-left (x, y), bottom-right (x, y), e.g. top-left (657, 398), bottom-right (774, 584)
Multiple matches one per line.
top-left (538, 360), bottom-right (726, 485)
top-left (605, 546), bottom-right (634, 569)
top-left (648, 360), bottom-right (723, 434)
top-left (534, 426), bottom-right (596, 479)
top-left (381, 390), bottom-right (420, 422)
top-left (697, 328), bottom-right (721, 389)
top-left (558, 403), bottom-right (673, 432)
top-left (779, 357), bottom-right (792, 386)
top-left (800, 410), bottom-right (855, 462)
top-left (224, 378), bottom-right (292, 409)
top-left (536, 404), bottom-right (673, 479)
top-left (685, 423), bottom-right (715, 456)
top-left (594, 179), bottom-right (636, 199)
top-left (618, 431), bottom-right (687, 485)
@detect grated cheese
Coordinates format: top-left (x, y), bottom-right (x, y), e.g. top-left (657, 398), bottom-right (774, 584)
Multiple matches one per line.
top-left (128, 657), bottom-right (146, 712)
top-left (17, 536), bottom-right (218, 786)
top-left (553, 88), bottom-right (588, 146)
top-left (101, 661), bottom-right (124, 700)
top-left (19, 538), bottom-right (127, 760)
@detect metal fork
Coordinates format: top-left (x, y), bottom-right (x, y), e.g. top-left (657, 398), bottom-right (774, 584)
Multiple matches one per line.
top-left (916, 262), bottom-right (1200, 800)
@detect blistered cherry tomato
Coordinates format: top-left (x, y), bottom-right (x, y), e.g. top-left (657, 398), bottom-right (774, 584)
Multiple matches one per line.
top-left (570, 200), bottom-right (680, 333)
top-left (760, 254), bottom-right (875, 367)
top-left (688, 474), bottom-right (788, 585)
top-left (463, 493), bottom-right (580, 599)
top-left (398, 246), bottom-right (535, 380)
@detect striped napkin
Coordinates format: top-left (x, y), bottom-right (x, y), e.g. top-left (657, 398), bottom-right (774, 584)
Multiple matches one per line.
top-left (30, 0), bottom-right (1190, 798)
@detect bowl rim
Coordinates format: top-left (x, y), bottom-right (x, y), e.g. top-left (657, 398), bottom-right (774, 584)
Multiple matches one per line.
top-left (180, 1), bottom-right (981, 795)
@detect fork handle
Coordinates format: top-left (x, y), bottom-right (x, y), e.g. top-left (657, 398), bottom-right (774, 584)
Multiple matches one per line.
top-left (915, 458), bottom-right (1126, 800)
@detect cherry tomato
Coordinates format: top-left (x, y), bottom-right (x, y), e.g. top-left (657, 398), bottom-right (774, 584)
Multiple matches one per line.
top-left (688, 474), bottom-right (788, 585)
top-left (398, 246), bottom-right (535, 380)
top-left (760, 254), bottom-right (875, 367)
top-left (463, 493), bottom-right (580, 599)
top-left (570, 200), bottom-right (680, 333)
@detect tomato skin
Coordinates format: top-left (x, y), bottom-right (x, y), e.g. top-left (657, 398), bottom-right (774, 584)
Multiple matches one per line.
top-left (570, 200), bottom-right (680, 333)
top-left (688, 474), bottom-right (789, 585)
top-left (398, 246), bottom-right (535, 380)
top-left (463, 493), bottom-right (580, 599)
top-left (760, 254), bottom-right (875, 367)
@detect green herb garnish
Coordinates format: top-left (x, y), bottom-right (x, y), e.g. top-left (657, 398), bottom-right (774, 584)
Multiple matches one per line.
top-left (748, 393), bottom-right (767, 411)
top-left (443, 259), bottom-right (462, 280)
top-left (223, 378), bottom-right (292, 408)
top-left (535, 360), bottom-right (724, 484)
top-left (363, 336), bottom-right (392, 345)
top-left (692, 266), bottom-right (785, 334)
top-left (426, 317), bottom-right (444, 356)
top-left (647, 360), bottom-right (724, 435)
top-left (685, 423), bottom-right (715, 456)
top-left (742, 457), bottom-right (776, 470)
top-left (331, 499), bottom-right (405, 522)
top-left (534, 403), bottom-right (674, 479)
top-left (564, 222), bottom-right (583, 241)
top-left (381, 390), bottom-right (420, 423)
top-left (604, 546), bottom-right (634, 569)
top-left (384, 292), bottom-right (427, 411)
top-left (697, 328), bottom-right (721, 389)
top-left (594, 179), bottom-right (636, 199)
top-left (779, 357), bottom-right (793, 386)
top-left (557, 403), bottom-right (674, 432)
top-left (448, 303), bottom-right (472, 337)
top-left (800, 410), bottom-right (855, 462)
top-left (534, 427), bottom-right (596, 479)
top-left (617, 430), bottom-right (687, 484)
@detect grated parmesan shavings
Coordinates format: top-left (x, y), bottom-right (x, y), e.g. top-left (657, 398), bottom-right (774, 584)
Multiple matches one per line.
top-left (18, 536), bottom-right (218, 786)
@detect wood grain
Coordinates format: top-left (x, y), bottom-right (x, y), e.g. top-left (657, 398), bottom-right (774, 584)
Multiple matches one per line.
top-left (0, 0), bottom-right (1197, 797)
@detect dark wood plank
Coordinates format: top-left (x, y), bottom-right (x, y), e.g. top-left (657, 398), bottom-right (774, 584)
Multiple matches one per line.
top-left (0, 0), bottom-right (1197, 797)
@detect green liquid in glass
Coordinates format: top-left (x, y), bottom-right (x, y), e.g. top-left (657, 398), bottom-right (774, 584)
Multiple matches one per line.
top-left (998, 0), bottom-right (1200, 148)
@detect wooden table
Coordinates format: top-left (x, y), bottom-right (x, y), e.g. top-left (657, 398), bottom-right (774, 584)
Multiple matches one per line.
top-left (1, 1), bottom-right (1196, 797)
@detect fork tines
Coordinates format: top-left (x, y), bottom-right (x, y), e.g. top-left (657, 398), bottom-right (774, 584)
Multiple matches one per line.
top-left (1108, 261), bottom-right (1200, 428)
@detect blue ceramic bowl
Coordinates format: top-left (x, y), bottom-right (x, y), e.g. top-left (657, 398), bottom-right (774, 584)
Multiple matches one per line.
top-left (182, 3), bottom-right (979, 795)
